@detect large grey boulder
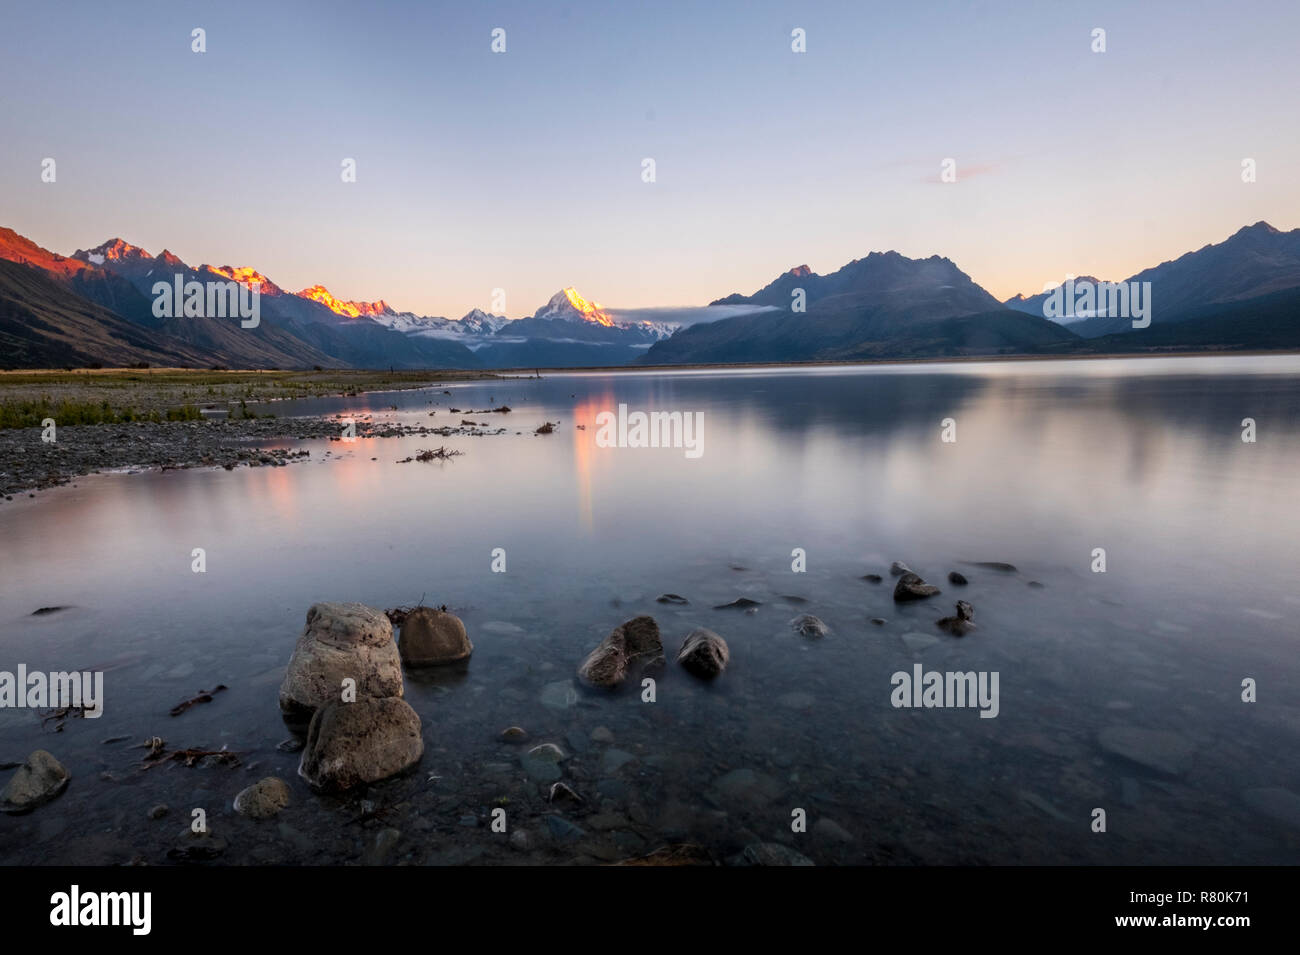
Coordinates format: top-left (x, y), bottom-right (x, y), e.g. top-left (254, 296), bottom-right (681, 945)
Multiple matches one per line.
top-left (279, 602), bottom-right (404, 729)
top-left (1, 750), bottom-right (70, 814)
top-left (298, 697), bottom-right (424, 791)
top-left (398, 607), bottom-right (472, 666)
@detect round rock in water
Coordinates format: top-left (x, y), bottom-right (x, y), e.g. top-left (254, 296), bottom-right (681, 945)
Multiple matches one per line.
top-left (578, 616), bottom-right (663, 687)
top-left (789, 614), bottom-right (829, 639)
top-left (298, 697), bottom-right (424, 791)
top-left (936, 600), bottom-right (976, 636)
top-left (677, 627), bottom-right (730, 678)
top-left (577, 635), bottom-right (628, 688)
top-left (279, 602), bottom-right (404, 729)
top-left (233, 776), bottom-right (291, 819)
top-left (398, 607), bottom-right (473, 667)
top-left (0, 750), bottom-right (70, 814)
top-left (521, 743), bottom-right (566, 782)
top-left (894, 572), bottom-right (941, 602)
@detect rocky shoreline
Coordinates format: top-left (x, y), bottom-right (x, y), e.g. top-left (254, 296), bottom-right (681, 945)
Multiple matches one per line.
top-left (0, 414), bottom-right (515, 498)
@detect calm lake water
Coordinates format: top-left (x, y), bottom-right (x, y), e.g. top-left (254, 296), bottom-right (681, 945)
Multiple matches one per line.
top-left (2, 355), bottom-right (1299, 865)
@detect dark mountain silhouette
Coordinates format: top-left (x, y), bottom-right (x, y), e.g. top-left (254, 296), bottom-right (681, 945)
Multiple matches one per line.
top-left (644, 251), bottom-right (1073, 363)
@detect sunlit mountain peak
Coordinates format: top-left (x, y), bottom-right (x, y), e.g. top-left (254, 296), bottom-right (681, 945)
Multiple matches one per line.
top-left (537, 287), bottom-right (615, 326)
top-left (296, 284), bottom-right (391, 318)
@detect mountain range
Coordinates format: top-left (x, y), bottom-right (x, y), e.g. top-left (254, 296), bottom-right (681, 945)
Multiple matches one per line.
top-left (1, 222), bottom-right (1297, 370)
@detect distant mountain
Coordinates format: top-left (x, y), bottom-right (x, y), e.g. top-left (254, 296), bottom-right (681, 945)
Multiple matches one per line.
top-left (642, 251), bottom-right (1062, 364)
top-left (1009, 222), bottom-right (1300, 338)
top-left (1082, 286), bottom-right (1300, 354)
top-left (1, 227), bottom-right (90, 278)
top-left (1004, 276), bottom-right (1104, 324)
top-left (65, 239), bottom-right (482, 369)
top-left (0, 258), bottom-right (213, 369)
top-left (711, 253), bottom-right (1004, 315)
top-left (456, 308), bottom-right (511, 336)
top-left (502, 288), bottom-right (671, 346)
top-left (3, 222), bottom-right (1297, 370)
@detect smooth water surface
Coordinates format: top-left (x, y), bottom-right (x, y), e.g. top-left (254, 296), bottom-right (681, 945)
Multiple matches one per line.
top-left (2, 355), bottom-right (1298, 864)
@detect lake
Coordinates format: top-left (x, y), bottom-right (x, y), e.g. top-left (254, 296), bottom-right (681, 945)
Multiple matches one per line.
top-left (2, 355), bottom-right (1298, 864)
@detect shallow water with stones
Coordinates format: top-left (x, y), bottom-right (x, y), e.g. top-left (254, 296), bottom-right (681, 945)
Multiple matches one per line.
top-left (2, 356), bottom-right (1299, 864)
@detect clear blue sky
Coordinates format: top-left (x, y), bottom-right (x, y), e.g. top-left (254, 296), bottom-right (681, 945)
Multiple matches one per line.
top-left (3, 0), bottom-right (1297, 318)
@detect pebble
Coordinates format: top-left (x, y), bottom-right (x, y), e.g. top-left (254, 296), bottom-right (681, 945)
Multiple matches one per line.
top-left (549, 782), bottom-right (584, 805)
top-left (233, 777), bottom-right (291, 819)
top-left (602, 749), bottom-right (637, 774)
top-left (742, 842), bottom-right (815, 866)
top-left (789, 614), bottom-right (830, 639)
top-left (521, 743), bottom-right (566, 782)
top-left (901, 632), bottom-right (940, 652)
top-left (812, 818), bottom-right (854, 842)
top-left (545, 815), bottom-right (587, 843)
top-left (539, 680), bottom-right (578, 709)
top-left (363, 827), bottom-right (402, 864)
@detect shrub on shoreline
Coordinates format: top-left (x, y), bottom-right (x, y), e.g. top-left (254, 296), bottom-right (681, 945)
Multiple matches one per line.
top-left (0, 398), bottom-right (203, 429)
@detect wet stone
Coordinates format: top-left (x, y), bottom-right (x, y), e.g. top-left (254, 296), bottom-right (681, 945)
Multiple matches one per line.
top-left (742, 842), bottom-right (815, 866)
top-left (521, 743), bottom-right (566, 782)
top-left (545, 815), bottom-right (586, 843)
top-left (540, 680), bottom-right (578, 709)
top-left (602, 749), bottom-right (637, 774)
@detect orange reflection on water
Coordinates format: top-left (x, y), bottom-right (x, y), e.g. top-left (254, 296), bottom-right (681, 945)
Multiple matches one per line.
top-left (571, 389), bottom-right (615, 533)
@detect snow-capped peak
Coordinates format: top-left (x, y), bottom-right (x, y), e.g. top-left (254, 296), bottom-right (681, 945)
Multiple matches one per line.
top-left (534, 287), bottom-right (616, 327)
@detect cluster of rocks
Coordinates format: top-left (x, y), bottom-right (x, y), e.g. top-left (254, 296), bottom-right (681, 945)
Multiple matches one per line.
top-left (276, 601), bottom-right (472, 793)
top-left (577, 616), bottom-right (730, 684)
top-left (882, 561), bottom-right (981, 637)
top-left (936, 600), bottom-right (976, 636)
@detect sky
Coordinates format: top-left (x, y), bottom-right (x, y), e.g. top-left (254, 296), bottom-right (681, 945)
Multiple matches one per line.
top-left (2, 0), bottom-right (1298, 319)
